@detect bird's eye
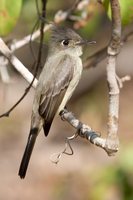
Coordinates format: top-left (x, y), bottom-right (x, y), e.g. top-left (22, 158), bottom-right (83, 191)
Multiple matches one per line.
top-left (61, 39), bottom-right (69, 46)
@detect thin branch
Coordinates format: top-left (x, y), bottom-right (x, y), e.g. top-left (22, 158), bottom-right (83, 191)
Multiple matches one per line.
top-left (116, 74), bottom-right (131, 88)
top-left (0, 38), bottom-right (38, 87)
top-left (50, 133), bottom-right (77, 164)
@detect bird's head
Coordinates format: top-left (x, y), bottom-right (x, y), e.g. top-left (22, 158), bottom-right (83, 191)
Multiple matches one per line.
top-left (49, 26), bottom-right (84, 57)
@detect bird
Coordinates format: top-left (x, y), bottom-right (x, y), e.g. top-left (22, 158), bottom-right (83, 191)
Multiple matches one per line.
top-left (18, 25), bottom-right (92, 178)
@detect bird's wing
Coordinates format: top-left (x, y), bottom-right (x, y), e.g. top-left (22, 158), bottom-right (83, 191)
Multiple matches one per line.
top-left (38, 54), bottom-right (74, 136)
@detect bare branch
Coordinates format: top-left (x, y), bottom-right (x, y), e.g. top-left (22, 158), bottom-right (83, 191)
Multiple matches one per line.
top-left (116, 75), bottom-right (131, 88)
top-left (0, 38), bottom-right (38, 87)
top-left (60, 109), bottom-right (118, 155)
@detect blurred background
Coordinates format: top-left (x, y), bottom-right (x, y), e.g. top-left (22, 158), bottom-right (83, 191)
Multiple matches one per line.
top-left (0, 0), bottom-right (133, 199)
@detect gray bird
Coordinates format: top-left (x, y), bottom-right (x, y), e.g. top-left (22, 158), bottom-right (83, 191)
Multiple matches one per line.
top-left (18, 25), bottom-right (94, 178)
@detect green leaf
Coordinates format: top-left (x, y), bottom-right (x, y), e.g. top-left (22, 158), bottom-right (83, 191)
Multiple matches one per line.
top-left (0, 0), bottom-right (22, 36)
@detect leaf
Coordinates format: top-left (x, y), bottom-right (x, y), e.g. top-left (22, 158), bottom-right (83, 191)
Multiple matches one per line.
top-left (0, 0), bottom-right (22, 36)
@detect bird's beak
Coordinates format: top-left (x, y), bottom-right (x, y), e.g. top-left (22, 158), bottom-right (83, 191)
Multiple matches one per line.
top-left (76, 40), bottom-right (96, 46)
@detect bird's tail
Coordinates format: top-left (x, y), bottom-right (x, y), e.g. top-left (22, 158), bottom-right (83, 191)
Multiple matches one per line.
top-left (18, 127), bottom-right (38, 179)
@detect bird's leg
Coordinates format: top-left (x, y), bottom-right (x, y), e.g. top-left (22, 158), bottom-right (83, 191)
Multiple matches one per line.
top-left (59, 107), bottom-right (68, 121)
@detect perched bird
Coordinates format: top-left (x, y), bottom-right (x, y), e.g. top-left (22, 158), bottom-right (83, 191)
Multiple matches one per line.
top-left (18, 25), bottom-right (94, 178)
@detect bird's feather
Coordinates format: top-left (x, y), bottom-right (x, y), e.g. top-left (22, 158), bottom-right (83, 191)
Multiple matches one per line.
top-left (18, 127), bottom-right (38, 178)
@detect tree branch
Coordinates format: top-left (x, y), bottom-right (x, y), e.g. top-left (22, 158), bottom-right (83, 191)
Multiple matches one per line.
top-left (60, 109), bottom-right (117, 155)
top-left (0, 38), bottom-right (38, 87)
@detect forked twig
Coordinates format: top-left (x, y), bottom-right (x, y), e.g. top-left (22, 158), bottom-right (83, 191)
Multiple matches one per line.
top-left (50, 133), bottom-right (78, 164)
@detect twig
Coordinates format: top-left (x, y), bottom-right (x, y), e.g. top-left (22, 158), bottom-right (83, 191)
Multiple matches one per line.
top-left (50, 133), bottom-right (77, 164)
top-left (116, 75), bottom-right (131, 88)
top-left (0, 38), bottom-right (38, 87)
top-left (105, 0), bottom-right (121, 155)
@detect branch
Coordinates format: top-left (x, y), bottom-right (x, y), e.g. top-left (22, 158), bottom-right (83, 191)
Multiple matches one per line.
top-left (0, 38), bottom-right (38, 88)
top-left (60, 109), bottom-right (117, 155)
top-left (105, 0), bottom-right (121, 155)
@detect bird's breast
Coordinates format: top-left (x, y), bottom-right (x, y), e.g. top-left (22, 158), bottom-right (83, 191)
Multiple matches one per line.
top-left (58, 56), bottom-right (83, 113)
